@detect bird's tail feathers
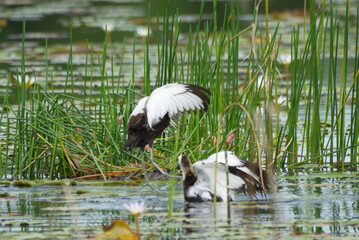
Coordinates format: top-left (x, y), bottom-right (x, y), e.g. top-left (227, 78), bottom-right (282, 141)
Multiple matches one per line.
top-left (260, 169), bottom-right (275, 191)
top-left (230, 163), bottom-right (274, 197)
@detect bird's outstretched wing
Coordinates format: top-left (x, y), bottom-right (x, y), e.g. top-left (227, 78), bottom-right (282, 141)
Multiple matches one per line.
top-left (206, 151), bottom-right (261, 184)
top-left (145, 83), bottom-right (210, 129)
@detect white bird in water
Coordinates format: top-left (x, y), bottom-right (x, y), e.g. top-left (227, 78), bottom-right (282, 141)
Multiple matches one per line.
top-left (178, 151), bottom-right (274, 202)
top-left (119, 83), bottom-right (210, 187)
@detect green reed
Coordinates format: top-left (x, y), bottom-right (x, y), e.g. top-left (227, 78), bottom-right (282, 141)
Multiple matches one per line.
top-left (350, 7), bottom-right (359, 170)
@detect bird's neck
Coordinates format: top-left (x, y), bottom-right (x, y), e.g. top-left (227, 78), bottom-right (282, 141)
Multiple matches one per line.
top-left (184, 171), bottom-right (197, 186)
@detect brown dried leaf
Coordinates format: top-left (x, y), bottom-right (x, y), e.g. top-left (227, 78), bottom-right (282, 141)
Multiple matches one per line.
top-left (97, 220), bottom-right (140, 240)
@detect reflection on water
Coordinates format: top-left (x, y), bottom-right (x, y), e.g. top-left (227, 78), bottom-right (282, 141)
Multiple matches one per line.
top-left (1, 174), bottom-right (358, 239)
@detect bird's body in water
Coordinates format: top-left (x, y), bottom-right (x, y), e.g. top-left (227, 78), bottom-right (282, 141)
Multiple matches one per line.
top-left (119, 83), bottom-right (210, 186)
top-left (178, 151), bottom-right (274, 202)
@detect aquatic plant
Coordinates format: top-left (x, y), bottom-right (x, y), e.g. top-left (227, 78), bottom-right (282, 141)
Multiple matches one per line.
top-left (124, 200), bottom-right (147, 235)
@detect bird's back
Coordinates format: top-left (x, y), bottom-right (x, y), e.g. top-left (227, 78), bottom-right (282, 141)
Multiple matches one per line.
top-left (187, 151), bottom-right (273, 201)
top-left (123, 112), bottom-right (170, 151)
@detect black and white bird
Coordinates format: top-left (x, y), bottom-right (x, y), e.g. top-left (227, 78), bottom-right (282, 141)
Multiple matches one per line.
top-left (178, 151), bottom-right (274, 202)
top-left (120, 83), bottom-right (210, 184)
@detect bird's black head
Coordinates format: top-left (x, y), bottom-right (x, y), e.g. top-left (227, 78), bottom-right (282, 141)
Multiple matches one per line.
top-left (178, 155), bottom-right (194, 180)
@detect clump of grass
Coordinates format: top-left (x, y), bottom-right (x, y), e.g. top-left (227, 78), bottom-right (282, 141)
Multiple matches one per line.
top-left (0, 0), bottom-right (358, 185)
top-left (0, 192), bottom-right (10, 198)
top-left (13, 180), bottom-right (32, 187)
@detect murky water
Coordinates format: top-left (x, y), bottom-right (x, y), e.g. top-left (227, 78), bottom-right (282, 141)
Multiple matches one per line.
top-left (1, 172), bottom-right (359, 239)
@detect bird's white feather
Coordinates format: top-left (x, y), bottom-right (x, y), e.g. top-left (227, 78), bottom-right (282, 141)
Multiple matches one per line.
top-left (130, 97), bottom-right (149, 118)
top-left (205, 151), bottom-right (261, 183)
top-left (205, 151), bottom-right (246, 167)
top-left (192, 159), bottom-right (246, 201)
top-left (190, 166), bottom-right (219, 200)
top-left (178, 94), bottom-right (193, 111)
top-left (187, 94), bottom-right (202, 111)
top-left (185, 93), bottom-right (202, 110)
top-left (187, 181), bottom-right (213, 201)
top-left (146, 83), bottom-right (207, 129)
top-left (173, 94), bottom-right (188, 111)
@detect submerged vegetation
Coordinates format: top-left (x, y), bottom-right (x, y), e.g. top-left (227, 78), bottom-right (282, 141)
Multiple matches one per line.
top-left (0, 0), bottom-right (358, 183)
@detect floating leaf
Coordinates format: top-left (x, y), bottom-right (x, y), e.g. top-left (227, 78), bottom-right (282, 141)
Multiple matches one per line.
top-left (97, 220), bottom-right (140, 240)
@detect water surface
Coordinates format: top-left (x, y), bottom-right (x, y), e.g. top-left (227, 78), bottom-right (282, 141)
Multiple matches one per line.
top-left (1, 172), bottom-right (359, 239)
